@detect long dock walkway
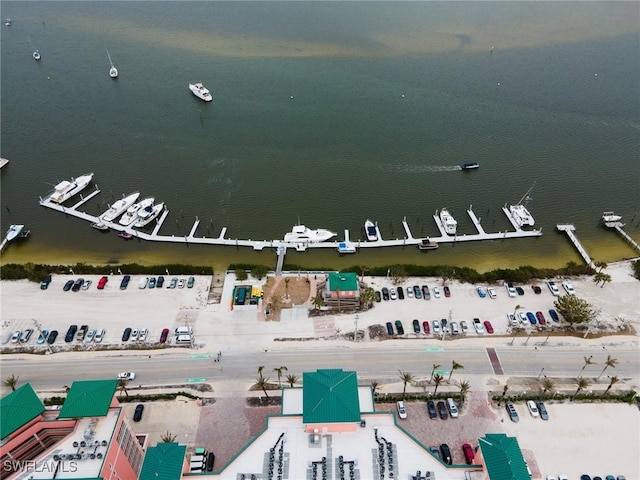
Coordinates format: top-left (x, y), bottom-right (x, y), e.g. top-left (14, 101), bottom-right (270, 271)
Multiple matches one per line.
top-left (556, 224), bottom-right (596, 269)
top-left (613, 225), bottom-right (640, 254)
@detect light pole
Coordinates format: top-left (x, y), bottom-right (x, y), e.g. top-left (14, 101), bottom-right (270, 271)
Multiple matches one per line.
top-left (537, 367), bottom-right (545, 380)
top-left (353, 314), bottom-right (359, 342)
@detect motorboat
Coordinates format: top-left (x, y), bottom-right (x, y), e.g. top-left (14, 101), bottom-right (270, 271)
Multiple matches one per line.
top-left (284, 225), bottom-right (336, 243)
top-left (117, 232), bottom-right (133, 239)
top-left (460, 161), bottom-right (479, 170)
top-left (48, 173), bottom-right (94, 204)
top-left (189, 83), bottom-right (212, 102)
top-left (336, 242), bottom-right (357, 254)
top-left (418, 238), bottom-right (439, 250)
top-left (91, 222), bottom-right (109, 231)
top-left (439, 209), bottom-right (457, 235)
top-left (33, 49), bottom-right (41, 61)
top-left (119, 197), bottom-right (154, 226)
top-left (6, 225), bottom-right (28, 242)
top-left (509, 184), bottom-right (536, 227)
top-left (601, 211), bottom-right (623, 227)
top-left (5, 18), bottom-right (12, 26)
top-left (106, 48), bottom-right (118, 78)
top-left (134, 202), bottom-right (164, 227)
top-left (364, 219), bottom-right (378, 242)
top-left (100, 192), bottom-right (140, 222)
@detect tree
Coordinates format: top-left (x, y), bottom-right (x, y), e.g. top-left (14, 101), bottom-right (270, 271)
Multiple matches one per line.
top-left (540, 378), bottom-right (555, 399)
top-left (509, 327), bottom-right (522, 346)
top-left (311, 294), bottom-right (324, 310)
top-left (578, 355), bottom-right (596, 377)
top-left (257, 365), bottom-right (265, 379)
top-left (598, 355), bottom-right (618, 379)
top-left (2, 374), bottom-right (19, 392)
top-left (602, 375), bottom-right (619, 397)
top-left (593, 271), bottom-right (612, 288)
top-left (554, 295), bottom-right (598, 324)
top-left (117, 379), bottom-right (130, 397)
top-left (253, 376), bottom-right (270, 398)
top-left (458, 380), bottom-right (471, 405)
top-left (359, 287), bottom-right (377, 308)
top-left (250, 265), bottom-right (268, 280)
top-left (430, 364), bottom-right (441, 382)
top-left (399, 370), bottom-right (414, 399)
top-left (286, 374), bottom-right (299, 388)
top-left (160, 431), bottom-right (177, 443)
top-left (432, 374), bottom-right (444, 395)
top-left (390, 265), bottom-right (407, 285)
top-left (594, 260), bottom-right (608, 272)
top-left (447, 361), bottom-right (463, 383)
top-left (498, 384), bottom-right (509, 406)
top-left (273, 366), bottom-right (288, 388)
top-left (572, 377), bottom-right (590, 399)
top-left (235, 269), bottom-right (248, 281)
top-left (513, 304), bottom-right (522, 316)
top-left (371, 380), bottom-right (381, 397)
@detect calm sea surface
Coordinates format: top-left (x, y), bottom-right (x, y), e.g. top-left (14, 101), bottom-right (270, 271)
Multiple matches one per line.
top-left (1, 2), bottom-right (639, 272)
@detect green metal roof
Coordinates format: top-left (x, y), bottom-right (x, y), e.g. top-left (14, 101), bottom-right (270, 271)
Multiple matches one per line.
top-left (0, 383), bottom-right (45, 440)
top-left (328, 272), bottom-right (358, 292)
top-left (478, 433), bottom-right (529, 480)
top-left (139, 442), bottom-right (186, 480)
top-left (303, 369), bottom-right (361, 424)
top-left (58, 380), bottom-right (118, 419)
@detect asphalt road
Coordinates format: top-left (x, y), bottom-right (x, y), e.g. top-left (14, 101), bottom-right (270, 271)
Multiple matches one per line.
top-left (4, 343), bottom-right (638, 392)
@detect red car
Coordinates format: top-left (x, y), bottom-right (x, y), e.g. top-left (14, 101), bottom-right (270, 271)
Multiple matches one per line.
top-left (535, 311), bottom-right (546, 325)
top-left (422, 321), bottom-right (430, 335)
top-left (159, 328), bottom-right (169, 343)
top-left (97, 276), bottom-right (109, 290)
top-left (483, 320), bottom-right (494, 334)
top-left (462, 443), bottom-right (475, 464)
top-left (443, 286), bottom-right (451, 297)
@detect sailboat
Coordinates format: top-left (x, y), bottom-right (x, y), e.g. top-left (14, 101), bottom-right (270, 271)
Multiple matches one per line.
top-left (106, 47), bottom-right (118, 78)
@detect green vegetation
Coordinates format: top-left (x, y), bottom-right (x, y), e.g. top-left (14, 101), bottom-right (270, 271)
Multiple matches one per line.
top-left (553, 295), bottom-right (598, 324)
top-left (633, 259), bottom-right (640, 280)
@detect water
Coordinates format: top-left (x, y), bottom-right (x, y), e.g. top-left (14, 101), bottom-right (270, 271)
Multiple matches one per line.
top-left (1, 2), bottom-right (639, 272)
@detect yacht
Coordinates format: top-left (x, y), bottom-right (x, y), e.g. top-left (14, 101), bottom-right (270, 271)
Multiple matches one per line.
top-left (100, 192), bottom-right (140, 222)
top-left (134, 202), bottom-right (164, 228)
top-left (509, 184), bottom-right (536, 227)
top-left (284, 225), bottom-right (336, 243)
top-left (601, 211), bottom-right (623, 226)
top-left (33, 49), bottom-right (41, 61)
top-left (119, 197), bottom-right (154, 226)
top-left (364, 219), bottom-right (378, 242)
top-left (418, 238), bottom-right (439, 250)
top-left (48, 173), bottom-right (94, 204)
top-left (6, 225), bottom-right (27, 243)
top-left (189, 83), bottom-right (212, 102)
top-left (439, 209), bottom-right (457, 235)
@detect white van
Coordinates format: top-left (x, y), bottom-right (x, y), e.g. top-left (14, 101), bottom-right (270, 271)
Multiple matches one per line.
top-left (174, 326), bottom-right (193, 336)
top-left (175, 335), bottom-right (192, 345)
top-left (447, 398), bottom-right (459, 418)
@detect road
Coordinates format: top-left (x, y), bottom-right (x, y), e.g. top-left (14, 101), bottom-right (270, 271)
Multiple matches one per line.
top-left (4, 343), bottom-right (638, 392)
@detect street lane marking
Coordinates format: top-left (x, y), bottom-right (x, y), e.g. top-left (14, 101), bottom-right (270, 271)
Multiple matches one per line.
top-left (425, 347), bottom-right (445, 352)
top-left (190, 354), bottom-right (211, 359)
top-left (187, 377), bottom-right (207, 383)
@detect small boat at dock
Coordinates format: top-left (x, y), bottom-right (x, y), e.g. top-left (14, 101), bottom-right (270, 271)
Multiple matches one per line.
top-left (601, 211), bottom-right (624, 228)
top-left (91, 222), bottom-right (109, 231)
top-left (134, 202), bottom-right (164, 228)
top-left (418, 238), bottom-right (439, 250)
top-left (100, 192), bottom-right (140, 222)
top-left (336, 242), bottom-right (357, 254)
top-left (117, 232), bottom-right (133, 239)
top-left (439, 208), bottom-right (457, 235)
top-left (364, 219), bottom-right (378, 242)
top-left (6, 225), bottom-right (29, 243)
top-left (119, 197), bottom-right (154, 226)
top-left (509, 184), bottom-right (536, 227)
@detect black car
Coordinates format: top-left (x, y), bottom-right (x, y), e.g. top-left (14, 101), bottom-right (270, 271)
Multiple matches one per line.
top-left (385, 322), bottom-right (394, 335)
top-left (536, 401), bottom-right (549, 420)
top-left (205, 452), bottom-right (215, 472)
top-left (40, 275), bottom-right (52, 290)
top-left (133, 404), bottom-right (144, 422)
top-left (120, 275), bottom-right (131, 290)
top-left (375, 290), bottom-right (381, 302)
top-left (381, 287), bottom-right (390, 301)
top-left (63, 280), bottom-right (74, 291)
top-left (426, 400), bottom-right (437, 419)
top-left (412, 319), bottom-right (420, 333)
top-left (413, 285), bottom-right (422, 299)
top-left (122, 327), bottom-right (132, 341)
top-left (437, 400), bottom-right (448, 419)
top-left (72, 278), bottom-right (84, 292)
top-left (505, 402), bottom-right (519, 422)
top-left (47, 330), bottom-right (58, 344)
top-left (443, 286), bottom-right (451, 297)
top-left (65, 325), bottom-right (78, 342)
top-left (397, 286), bottom-right (405, 300)
top-left (394, 320), bottom-right (404, 335)
top-left (421, 285), bottom-right (431, 300)
top-left (156, 276), bottom-right (165, 288)
top-left (516, 286), bottom-right (525, 296)
top-left (440, 444), bottom-right (452, 465)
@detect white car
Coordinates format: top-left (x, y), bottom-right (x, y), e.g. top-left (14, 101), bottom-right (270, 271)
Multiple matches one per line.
top-left (396, 401), bottom-right (408, 419)
top-left (507, 313), bottom-right (519, 327)
top-left (85, 329), bottom-right (96, 342)
top-left (11, 331), bottom-right (21, 343)
top-left (94, 329), bottom-right (105, 343)
top-left (487, 288), bottom-right (497, 299)
top-left (117, 372), bottom-right (136, 381)
top-left (138, 277), bottom-right (148, 289)
top-left (561, 281), bottom-right (575, 295)
top-left (389, 288), bottom-right (397, 300)
top-left (130, 329), bottom-right (139, 341)
top-left (506, 283), bottom-right (517, 297)
top-left (178, 278), bottom-right (186, 288)
top-left (547, 281), bottom-right (560, 296)
top-left (526, 400), bottom-right (539, 417)
top-left (432, 287), bottom-right (441, 298)
top-left (473, 318), bottom-right (485, 334)
top-left (406, 287), bottom-right (414, 298)
top-left (518, 312), bottom-right (528, 325)
top-left (432, 319), bottom-right (440, 334)
top-left (138, 328), bottom-right (148, 342)
top-left (81, 280), bottom-right (92, 291)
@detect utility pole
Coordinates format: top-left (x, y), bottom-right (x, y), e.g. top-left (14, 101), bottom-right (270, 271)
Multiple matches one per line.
top-left (353, 314), bottom-right (359, 342)
top-left (32, 319), bottom-right (53, 354)
top-left (523, 329), bottom-right (532, 346)
top-left (537, 367), bottom-right (545, 380)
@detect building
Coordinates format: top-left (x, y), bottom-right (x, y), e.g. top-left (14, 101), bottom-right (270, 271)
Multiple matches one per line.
top-left (318, 272), bottom-right (360, 310)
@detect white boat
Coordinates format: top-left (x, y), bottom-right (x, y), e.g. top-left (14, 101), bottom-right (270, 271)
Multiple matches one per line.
top-left (33, 49), bottom-right (41, 61)
top-left (100, 192), bottom-right (140, 222)
top-left (601, 211), bottom-right (623, 227)
top-left (418, 238), bottom-right (439, 250)
top-left (106, 48), bottom-right (118, 78)
top-left (6, 225), bottom-right (26, 242)
top-left (336, 242), bottom-right (357, 254)
top-left (91, 222), bottom-right (109, 231)
top-left (509, 184), bottom-right (536, 227)
top-left (48, 173), bottom-right (94, 204)
top-left (364, 219), bottom-right (378, 242)
top-left (284, 225), bottom-right (336, 243)
top-left (119, 197), bottom-right (154, 226)
top-left (189, 83), bottom-right (212, 102)
top-left (5, 18), bottom-right (12, 27)
top-left (134, 202), bottom-right (164, 228)
top-left (439, 208), bottom-right (457, 235)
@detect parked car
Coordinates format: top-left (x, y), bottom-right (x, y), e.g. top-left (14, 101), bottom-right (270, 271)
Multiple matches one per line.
top-left (130, 329), bottom-right (139, 341)
top-left (505, 402), bottom-right (519, 422)
top-left (548, 309), bottom-right (560, 322)
top-left (85, 329), bottom-right (96, 342)
top-left (178, 278), bottom-right (186, 288)
top-left (412, 319), bottom-right (420, 333)
top-left (518, 312), bottom-right (529, 325)
top-left (97, 276), bottom-right (109, 289)
top-left (389, 288), bottom-right (397, 300)
top-left (429, 446), bottom-right (441, 459)
top-left (94, 329), bottom-right (105, 343)
top-left (381, 287), bottom-right (390, 300)
top-left (148, 277), bottom-right (156, 289)
top-left (516, 286), bottom-right (525, 296)
top-left (72, 278), bottom-right (84, 292)
top-left (40, 275), bottom-right (52, 290)
top-left (432, 319), bottom-right (440, 334)
top-left (413, 285), bottom-right (421, 299)
top-left (169, 277), bottom-right (178, 289)
top-left (485, 287), bottom-right (497, 299)
top-left (138, 328), bottom-right (148, 342)
top-left (460, 320), bottom-right (468, 334)
top-left (526, 312), bottom-right (536, 324)
top-left (421, 285), bottom-right (431, 300)
top-left (426, 400), bottom-right (437, 419)
top-left (536, 400), bottom-right (549, 420)
top-left (160, 328), bottom-right (170, 343)
top-left (547, 281), bottom-right (560, 296)
top-left (477, 286), bottom-right (486, 298)
top-left (76, 325), bottom-right (88, 341)
top-left (473, 318), bottom-right (485, 334)
top-left (531, 283), bottom-right (542, 294)
top-left (436, 400), bottom-right (448, 419)
top-left (119, 275), bottom-right (131, 290)
top-left (65, 325), bottom-right (78, 342)
top-left (122, 327), bottom-right (132, 341)
top-left (20, 329), bottom-right (34, 343)
top-left (507, 313), bottom-right (519, 327)
top-left (527, 400), bottom-right (540, 417)
top-left (450, 322), bottom-right (460, 335)
top-left (63, 280), bottom-right (74, 291)
top-left (396, 286), bottom-right (404, 300)
top-left (439, 444), bottom-right (452, 465)
top-left (156, 276), bottom-right (165, 288)
top-left (81, 279), bottom-right (92, 290)
top-left (396, 401), bottom-right (407, 419)
top-left (536, 311), bottom-right (546, 325)
top-left (422, 321), bottom-right (430, 335)
top-left (133, 404), bottom-right (144, 422)
top-left (406, 286), bottom-right (414, 298)
top-left (432, 287), bottom-right (441, 298)
top-left (117, 372), bottom-right (136, 380)
top-left (462, 443), bottom-right (475, 464)
top-left (138, 277), bottom-right (149, 289)
top-left (47, 330), bottom-right (58, 344)
top-left (483, 320), bottom-right (494, 334)
top-left (375, 291), bottom-right (381, 302)
top-left (562, 281), bottom-right (575, 295)
top-left (386, 322), bottom-right (394, 335)
top-left (394, 320), bottom-right (404, 335)
top-left (37, 330), bottom-right (49, 344)
top-left (443, 286), bottom-right (451, 297)
top-left (506, 282), bottom-right (517, 297)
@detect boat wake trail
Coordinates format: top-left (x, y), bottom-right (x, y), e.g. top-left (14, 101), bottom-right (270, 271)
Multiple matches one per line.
top-left (371, 164), bottom-right (463, 174)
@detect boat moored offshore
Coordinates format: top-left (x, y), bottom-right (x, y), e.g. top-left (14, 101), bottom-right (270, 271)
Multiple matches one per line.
top-left (439, 209), bottom-right (457, 235)
top-left (189, 82), bottom-right (212, 102)
top-left (284, 225), bottom-right (336, 243)
top-left (47, 173), bottom-right (94, 204)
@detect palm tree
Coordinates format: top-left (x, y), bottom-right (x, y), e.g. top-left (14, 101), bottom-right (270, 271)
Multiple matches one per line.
top-left (370, 380), bottom-right (381, 397)
top-left (513, 304), bottom-right (522, 316)
top-left (578, 355), bottom-right (596, 377)
top-left (594, 260), bottom-right (608, 272)
top-left (598, 355), bottom-right (618, 379)
top-left (257, 365), bottom-right (265, 379)
top-left (601, 375), bottom-right (619, 397)
top-left (398, 370), bottom-right (414, 399)
top-left (160, 431), bottom-right (177, 443)
top-left (430, 364), bottom-right (441, 382)
top-left (273, 366), bottom-right (288, 388)
top-left (2, 374), bottom-right (19, 392)
top-left (540, 378), bottom-right (555, 399)
top-left (447, 361), bottom-right (463, 383)
top-left (498, 384), bottom-right (509, 406)
top-left (432, 374), bottom-right (444, 395)
top-left (458, 380), bottom-right (471, 406)
top-left (253, 376), bottom-right (270, 398)
top-left (311, 294), bottom-right (324, 310)
top-left (286, 374), bottom-right (299, 388)
top-left (117, 379), bottom-right (130, 397)
top-left (63, 385), bottom-right (71, 394)
top-left (572, 377), bottom-right (590, 399)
